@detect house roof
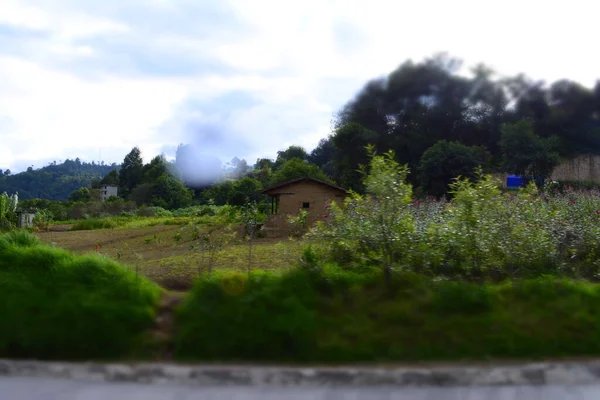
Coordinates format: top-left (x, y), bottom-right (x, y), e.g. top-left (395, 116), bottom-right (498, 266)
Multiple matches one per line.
top-left (262, 177), bottom-right (348, 195)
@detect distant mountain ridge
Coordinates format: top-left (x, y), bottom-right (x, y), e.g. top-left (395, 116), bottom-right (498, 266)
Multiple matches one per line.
top-left (0, 159), bottom-right (119, 201)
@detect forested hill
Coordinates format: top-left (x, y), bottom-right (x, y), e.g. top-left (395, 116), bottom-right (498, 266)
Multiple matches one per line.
top-left (0, 159), bottom-right (118, 200)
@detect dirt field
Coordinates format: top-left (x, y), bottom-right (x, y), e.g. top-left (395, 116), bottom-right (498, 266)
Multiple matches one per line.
top-left (37, 224), bottom-right (303, 290)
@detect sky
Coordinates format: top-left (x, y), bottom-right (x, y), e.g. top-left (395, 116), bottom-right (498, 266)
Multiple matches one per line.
top-left (0, 0), bottom-right (598, 173)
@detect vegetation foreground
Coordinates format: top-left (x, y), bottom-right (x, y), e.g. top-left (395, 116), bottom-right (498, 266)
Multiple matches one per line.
top-left (2, 230), bottom-right (600, 363)
top-left (6, 151), bottom-right (600, 363)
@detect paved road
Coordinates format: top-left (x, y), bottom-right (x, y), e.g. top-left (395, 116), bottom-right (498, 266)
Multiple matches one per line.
top-left (1, 377), bottom-right (600, 400)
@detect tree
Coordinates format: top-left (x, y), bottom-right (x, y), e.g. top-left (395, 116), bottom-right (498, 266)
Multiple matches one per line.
top-left (199, 177), bottom-right (264, 206)
top-left (499, 120), bottom-right (560, 182)
top-left (330, 123), bottom-right (377, 191)
top-left (252, 158), bottom-right (274, 185)
top-left (119, 147), bottom-right (143, 196)
top-left (418, 140), bottom-right (490, 197)
top-left (3, 169), bottom-right (10, 176)
top-left (269, 158), bottom-right (332, 186)
top-left (68, 187), bottom-right (91, 203)
top-left (309, 138), bottom-right (335, 176)
top-left (142, 155), bottom-right (172, 184)
top-left (151, 174), bottom-right (193, 209)
top-left (224, 157), bottom-right (250, 179)
top-left (309, 147), bottom-right (414, 287)
top-left (100, 169), bottom-right (119, 186)
top-left (232, 177), bottom-right (263, 203)
top-left (275, 145), bottom-right (309, 167)
top-left (0, 161), bottom-right (114, 201)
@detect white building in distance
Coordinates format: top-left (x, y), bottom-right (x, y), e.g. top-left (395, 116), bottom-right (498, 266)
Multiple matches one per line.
top-left (99, 185), bottom-right (118, 202)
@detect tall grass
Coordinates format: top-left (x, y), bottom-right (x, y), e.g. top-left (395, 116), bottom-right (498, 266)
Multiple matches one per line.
top-left (0, 230), bottom-right (160, 360)
top-left (175, 266), bottom-right (600, 362)
top-left (68, 205), bottom-right (246, 231)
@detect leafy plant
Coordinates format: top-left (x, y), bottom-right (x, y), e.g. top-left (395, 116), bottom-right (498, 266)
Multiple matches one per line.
top-left (287, 209), bottom-right (309, 238)
top-left (0, 192), bottom-right (18, 231)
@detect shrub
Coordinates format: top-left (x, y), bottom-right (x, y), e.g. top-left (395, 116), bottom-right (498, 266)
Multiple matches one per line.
top-left (0, 231), bottom-right (160, 360)
top-left (176, 269), bottom-right (318, 361)
top-left (70, 218), bottom-right (118, 231)
top-left (175, 267), bottom-right (600, 362)
top-left (309, 148), bottom-right (600, 281)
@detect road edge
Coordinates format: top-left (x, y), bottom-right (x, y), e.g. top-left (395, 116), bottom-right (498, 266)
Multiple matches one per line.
top-left (2, 359), bottom-right (600, 387)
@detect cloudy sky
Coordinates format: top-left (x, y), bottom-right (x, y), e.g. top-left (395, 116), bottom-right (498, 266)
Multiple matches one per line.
top-left (0, 0), bottom-right (598, 172)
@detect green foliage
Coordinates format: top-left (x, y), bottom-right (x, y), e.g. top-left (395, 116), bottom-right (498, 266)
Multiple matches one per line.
top-left (123, 151), bottom-right (193, 210)
top-left (0, 159), bottom-right (116, 201)
top-left (70, 218), bottom-right (118, 231)
top-left (200, 177), bottom-right (265, 206)
top-left (0, 231), bottom-right (160, 360)
top-left (32, 209), bottom-right (53, 232)
top-left (499, 121), bottom-right (560, 180)
top-left (418, 140), bottom-right (490, 197)
top-left (331, 123), bottom-right (378, 191)
top-left (310, 149), bottom-right (600, 281)
top-left (287, 209), bottom-right (309, 238)
top-left (275, 145), bottom-right (309, 167)
top-left (175, 269), bottom-right (318, 361)
top-left (151, 174), bottom-right (193, 209)
top-left (65, 204), bottom-right (244, 231)
top-left (68, 187), bottom-right (91, 203)
top-left (119, 147), bottom-right (144, 196)
top-left (100, 169), bottom-right (119, 186)
top-left (0, 192), bottom-right (18, 231)
top-left (18, 198), bottom-right (70, 221)
top-left (309, 147), bottom-right (414, 282)
top-left (176, 267), bottom-right (600, 362)
top-left (269, 158), bottom-right (332, 186)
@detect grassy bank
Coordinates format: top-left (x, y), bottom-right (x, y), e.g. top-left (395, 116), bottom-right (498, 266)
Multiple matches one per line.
top-left (175, 266), bottom-right (600, 363)
top-left (0, 230), bottom-right (161, 360)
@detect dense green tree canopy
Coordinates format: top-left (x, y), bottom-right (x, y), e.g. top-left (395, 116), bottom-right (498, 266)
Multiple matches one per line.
top-left (419, 141), bottom-right (490, 197)
top-left (0, 160), bottom-right (116, 200)
top-left (119, 147), bottom-right (144, 195)
top-left (499, 121), bottom-right (560, 180)
top-left (269, 158), bottom-right (332, 187)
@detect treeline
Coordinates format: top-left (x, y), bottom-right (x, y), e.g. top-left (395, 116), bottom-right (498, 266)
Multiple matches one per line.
top-left (97, 144), bottom-right (333, 211)
top-left (0, 159), bottom-right (116, 200)
top-left (309, 53), bottom-right (600, 194)
top-left (7, 53), bottom-right (600, 209)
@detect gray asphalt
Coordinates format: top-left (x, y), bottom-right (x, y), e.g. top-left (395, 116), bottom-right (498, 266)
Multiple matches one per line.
top-left (1, 377), bottom-right (600, 400)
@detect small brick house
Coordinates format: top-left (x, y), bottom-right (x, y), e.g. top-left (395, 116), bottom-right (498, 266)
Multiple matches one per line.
top-left (262, 177), bottom-right (348, 232)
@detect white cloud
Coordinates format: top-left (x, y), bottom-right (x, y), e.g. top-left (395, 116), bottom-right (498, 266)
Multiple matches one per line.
top-left (0, 55), bottom-right (189, 166)
top-left (0, 0), bottom-right (599, 173)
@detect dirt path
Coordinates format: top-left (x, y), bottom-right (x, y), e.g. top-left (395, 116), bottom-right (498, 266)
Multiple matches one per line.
top-left (149, 291), bottom-right (187, 360)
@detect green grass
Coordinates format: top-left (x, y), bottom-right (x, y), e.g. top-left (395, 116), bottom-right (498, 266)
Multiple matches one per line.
top-left (69, 216), bottom-right (197, 231)
top-left (0, 230), bottom-right (161, 360)
top-left (130, 240), bottom-right (302, 291)
top-left (175, 266), bottom-right (600, 363)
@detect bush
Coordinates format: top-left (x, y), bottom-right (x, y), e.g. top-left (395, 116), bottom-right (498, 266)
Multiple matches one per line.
top-left (0, 231), bottom-right (160, 360)
top-left (309, 148), bottom-right (600, 281)
top-left (176, 269), bottom-right (319, 361)
top-left (70, 218), bottom-right (118, 231)
top-left (175, 267), bottom-right (600, 362)
top-left (136, 206), bottom-right (165, 217)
